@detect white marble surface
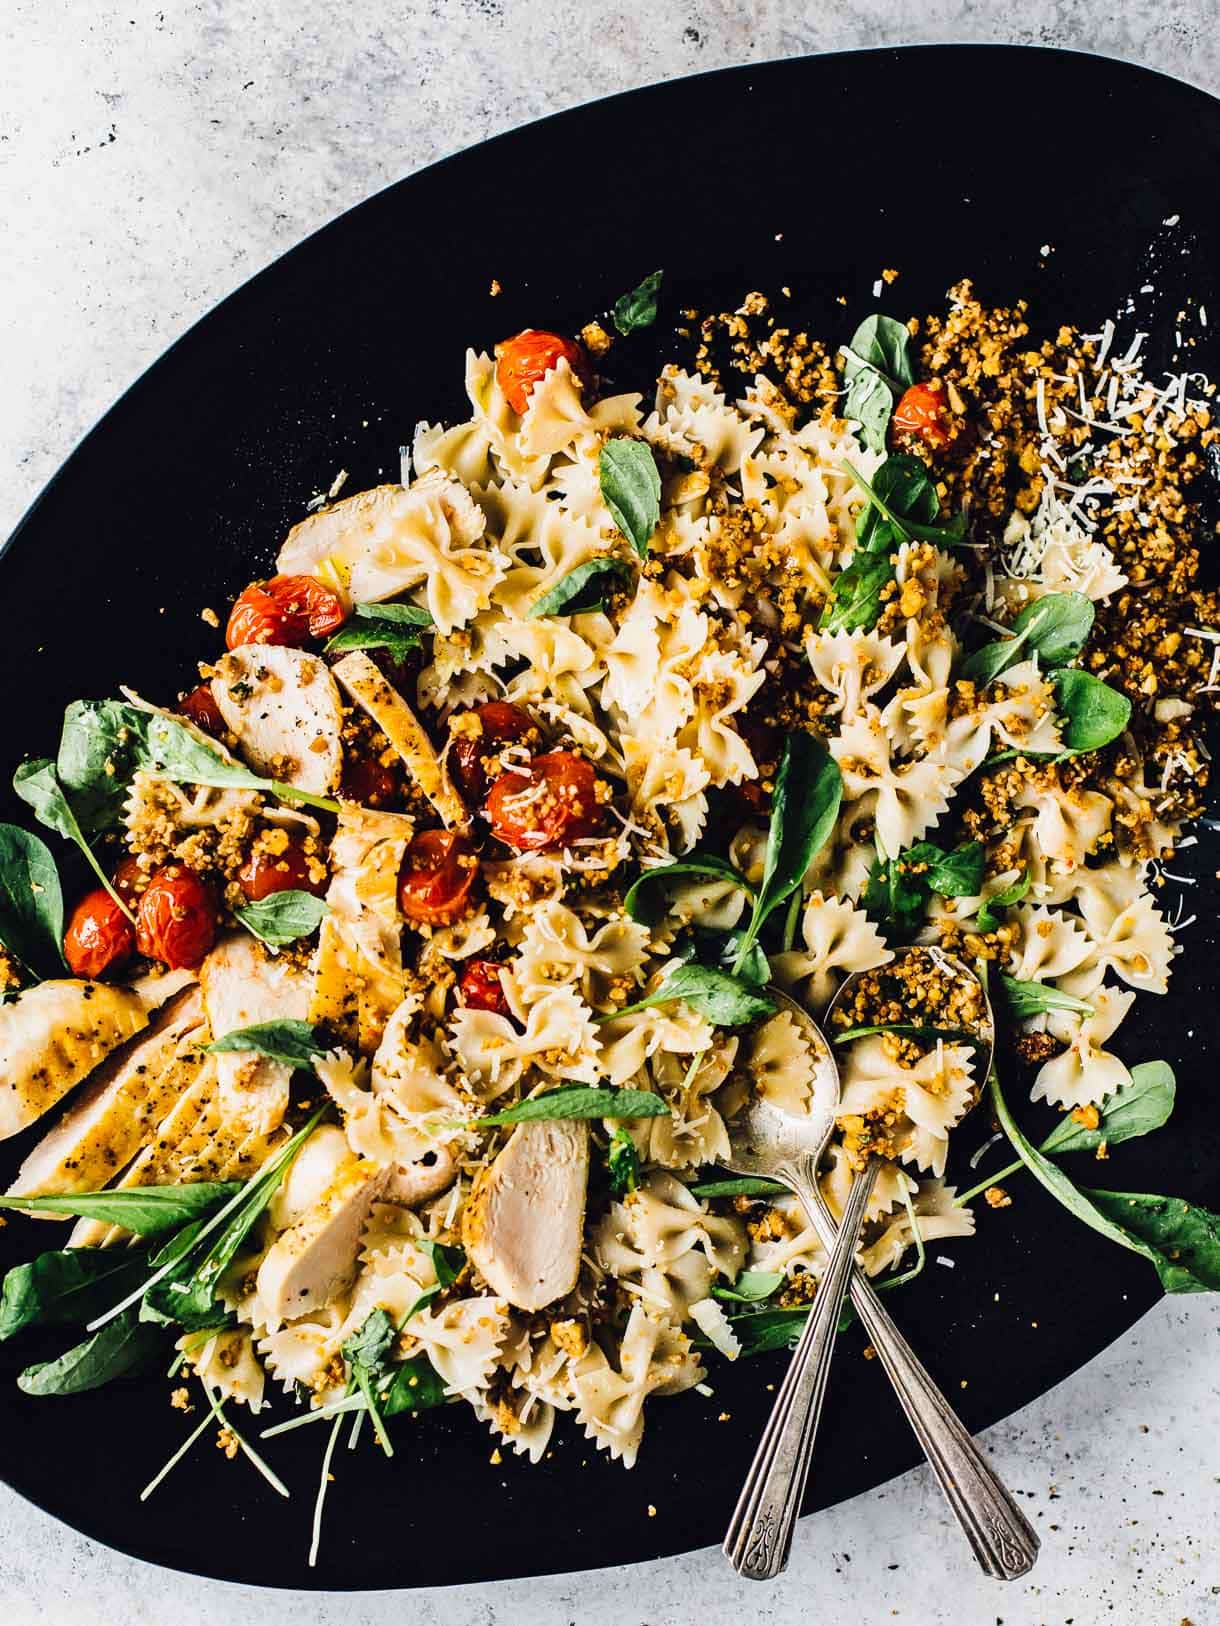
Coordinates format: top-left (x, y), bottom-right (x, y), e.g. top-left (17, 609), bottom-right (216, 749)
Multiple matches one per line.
top-left (2, 4), bottom-right (1220, 1623)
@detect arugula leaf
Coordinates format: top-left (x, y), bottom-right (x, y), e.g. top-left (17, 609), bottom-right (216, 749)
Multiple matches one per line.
top-left (12, 759), bottom-right (135, 925)
top-left (234, 890), bottom-right (328, 949)
top-left (1079, 1189), bottom-right (1220, 1293)
top-left (842, 458), bottom-right (967, 549)
top-left (1051, 669), bottom-right (1132, 752)
top-left (607, 1127), bottom-right (641, 1195)
top-left (963, 593), bottom-right (1094, 685)
top-left (819, 551), bottom-right (895, 634)
top-left (471, 1085), bottom-right (668, 1128)
top-left (418, 1239), bottom-right (466, 1288)
top-left (17, 1307), bottom-right (163, 1395)
top-left (528, 556), bottom-right (634, 619)
top-left (688, 1174), bottom-right (789, 1199)
top-left (0, 823), bottom-right (65, 979)
top-left (381, 1353), bottom-right (450, 1416)
top-left (717, 1306), bottom-right (816, 1356)
top-left (342, 1307), bottom-right (397, 1373)
top-left (623, 854), bottom-right (751, 926)
top-left (733, 733), bottom-right (842, 969)
top-left (0, 1181), bottom-right (241, 1235)
top-left (206, 1019), bottom-right (330, 1069)
top-left (863, 840), bottom-right (983, 938)
top-left (611, 963), bottom-right (776, 1028)
top-left (711, 1270), bottom-right (785, 1304)
top-left (612, 269), bottom-right (663, 336)
top-left (1042, 1061), bottom-right (1176, 1156)
top-left (999, 975), bottom-right (1095, 1020)
top-left (324, 600), bottom-right (432, 659)
top-left (975, 870), bottom-right (1031, 933)
top-left (0, 1248), bottom-right (151, 1341)
top-left (841, 315), bottom-right (915, 452)
top-left (599, 438), bottom-right (661, 558)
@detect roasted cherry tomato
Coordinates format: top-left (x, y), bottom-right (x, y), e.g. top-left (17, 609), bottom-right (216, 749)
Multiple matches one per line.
top-left (891, 381), bottom-right (960, 452)
top-left (340, 753), bottom-right (398, 808)
top-left (63, 888), bottom-right (136, 980)
top-left (135, 864), bottom-right (218, 970)
top-left (111, 855), bottom-right (148, 908)
top-left (459, 959), bottom-right (511, 1016)
top-left (225, 574), bottom-right (346, 650)
top-left (180, 682), bottom-right (226, 737)
top-left (397, 830), bottom-right (478, 925)
top-left (237, 837), bottom-right (327, 902)
top-left (494, 330), bottom-right (592, 415)
top-left (484, 750), bottom-right (601, 852)
top-left (449, 701), bottom-right (534, 803)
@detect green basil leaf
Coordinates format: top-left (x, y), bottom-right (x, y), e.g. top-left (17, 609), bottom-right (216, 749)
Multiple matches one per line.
top-left (964, 593), bottom-right (1095, 685)
top-left (0, 1248), bottom-right (151, 1341)
top-left (711, 1270), bottom-right (785, 1304)
top-left (342, 1307), bottom-right (397, 1376)
top-left (17, 1307), bottom-right (163, 1396)
top-left (975, 870), bottom-right (1032, 933)
top-left (842, 314), bottom-right (917, 391)
top-left (920, 840), bottom-right (985, 898)
top-left (472, 1085), bottom-right (669, 1128)
top-left (353, 601), bottom-right (432, 626)
top-left (1078, 1188), bottom-right (1220, 1293)
top-left (1040, 1061), bottom-right (1176, 1156)
top-left (206, 1020), bottom-right (330, 1069)
top-left (842, 460), bottom-right (967, 549)
top-left (623, 855), bottom-right (751, 926)
top-left (688, 1174), bottom-right (789, 1199)
top-left (0, 823), bottom-right (65, 979)
top-left (381, 1353), bottom-right (451, 1416)
top-left (612, 269), bottom-right (663, 336)
top-left (324, 601), bottom-right (431, 659)
top-left (710, 930), bottom-right (770, 989)
top-left (855, 454), bottom-right (939, 552)
top-left (819, 552), bottom-right (895, 633)
top-left (599, 438), bottom-right (661, 558)
top-left (1051, 669), bottom-right (1132, 752)
top-left (613, 963), bottom-right (776, 1028)
top-left (606, 1127), bottom-right (641, 1195)
top-left (735, 733), bottom-right (842, 965)
top-left (0, 1181), bottom-right (241, 1236)
top-left (418, 1240), bottom-right (466, 1288)
top-left (234, 890), bottom-right (329, 949)
top-left (528, 556), bottom-right (634, 619)
top-left (1000, 975), bottom-right (1095, 1020)
top-left (12, 759), bottom-right (135, 924)
top-left (56, 699), bottom-right (152, 833)
top-left (401, 1284), bottom-right (442, 1325)
top-left (717, 1306), bottom-right (815, 1356)
top-left (843, 367), bottom-right (897, 454)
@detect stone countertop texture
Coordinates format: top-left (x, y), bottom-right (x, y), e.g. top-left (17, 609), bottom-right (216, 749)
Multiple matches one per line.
top-left (2, 4), bottom-right (1219, 1624)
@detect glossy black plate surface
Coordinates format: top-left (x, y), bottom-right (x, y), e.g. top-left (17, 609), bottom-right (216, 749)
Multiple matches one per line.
top-left (1, 44), bottom-right (1218, 1590)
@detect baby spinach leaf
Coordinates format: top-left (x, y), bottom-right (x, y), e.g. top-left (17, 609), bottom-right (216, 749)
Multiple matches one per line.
top-left (56, 699), bottom-right (152, 832)
top-left (1078, 1189), bottom-right (1220, 1293)
top-left (528, 556), bottom-right (634, 619)
top-left (688, 1174), bottom-right (789, 1199)
top-left (1051, 669), bottom-right (1132, 752)
top-left (381, 1353), bottom-right (450, 1416)
top-left (819, 551), bottom-right (895, 633)
top-left (841, 315), bottom-right (915, 453)
top-left (324, 600), bottom-right (432, 659)
top-left (921, 840), bottom-right (986, 897)
top-left (206, 1019), bottom-right (330, 1070)
top-left (0, 1248), bottom-right (151, 1341)
top-left (963, 593), bottom-right (1095, 685)
top-left (607, 1127), bottom-right (641, 1195)
top-left (718, 1306), bottom-right (814, 1356)
top-left (613, 269), bottom-right (663, 336)
top-left (1000, 975), bottom-right (1095, 1020)
top-left (0, 823), bottom-right (65, 979)
top-left (0, 1181), bottom-right (241, 1236)
top-left (17, 1307), bottom-right (163, 1396)
top-left (1040, 1061), bottom-right (1176, 1157)
top-left (831, 1021), bottom-right (981, 1049)
top-left (843, 459), bottom-right (967, 549)
top-left (706, 929), bottom-right (769, 988)
top-left (623, 854), bottom-right (750, 926)
top-left (863, 840), bottom-right (982, 938)
top-left (12, 759), bottom-right (135, 925)
top-left (599, 438), bottom-right (661, 558)
top-left (975, 870), bottom-right (1031, 933)
top-left (612, 963), bottom-right (776, 1027)
top-left (711, 1270), bottom-right (785, 1304)
top-left (733, 733), bottom-right (842, 969)
top-left (234, 890), bottom-right (329, 949)
top-left (418, 1239), bottom-right (466, 1288)
top-left (472, 1085), bottom-right (668, 1128)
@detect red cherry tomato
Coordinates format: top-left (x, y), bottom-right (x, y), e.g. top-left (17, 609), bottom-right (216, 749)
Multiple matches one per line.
top-left (135, 865), bottom-right (218, 970)
top-left (484, 750), bottom-right (602, 852)
top-left (892, 381), bottom-right (960, 452)
top-left (459, 959), bottom-right (511, 1016)
top-left (340, 753), bottom-right (399, 808)
top-left (237, 838), bottom-right (327, 902)
top-left (180, 683), bottom-right (225, 737)
top-left (397, 830), bottom-right (478, 925)
top-left (111, 855), bottom-right (148, 908)
top-left (225, 574), bottom-right (346, 650)
top-left (494, 331), bottom-right (592, 415)
top-left (63, 889), bottom-right (136, 980)
top-left (449, 701), bottom-right (534, 803)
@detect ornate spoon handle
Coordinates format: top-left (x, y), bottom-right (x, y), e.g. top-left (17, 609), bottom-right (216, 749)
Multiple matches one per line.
top-left (724, 1159), bottom-right (878, 1580)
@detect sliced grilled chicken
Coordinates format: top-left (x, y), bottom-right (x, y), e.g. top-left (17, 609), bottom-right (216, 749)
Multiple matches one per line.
top-left (384, 1149), bottom-right (458, 1207)
top-left (210, 645), bottom-right (344, 797)
top-left (201, 932), bottom-right (313, 1134)
top-left (332, 651), bottom-right (469, 831)
top-left (0, 980), bottom-right (148, 1141)
top-left (256, 1151), bottom-right (389, 1322)
top-left (462, 1120), bottom-right (589, 1311)
top-left (7, 987), bottom-right (204, 1205)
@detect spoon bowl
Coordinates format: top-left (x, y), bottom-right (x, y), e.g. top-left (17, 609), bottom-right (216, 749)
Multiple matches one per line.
top-left (722, 989), bottom-right (841, 1183)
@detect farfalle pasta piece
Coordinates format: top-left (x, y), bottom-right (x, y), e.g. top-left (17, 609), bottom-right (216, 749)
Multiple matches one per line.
top-left (644, 366), bottom-right (765, 476)
top-left (804, 628), bottom-right (906, 720)
top-left (1058, 870), bottom-right (1176, 997)
top-left (771, 891), bottom-right (893, 1010)
top-left (831, 705), bottom-right (964, 855)
top-left (1006, 904), bottom-right (1093, 983)
top-left (1013, 779), bottom-right (1112, 875)
top-left (449, 984), bottom-right (602, 1096)
top-left (837, 1036), bottom-right (978, 1177)
top-left (571, 1304), bottom-right (702, 1468)
top-left (593, 1172), bottom-right (746, 1321)
top-left (510, 900), bottom-right (651, 1012)
top-left (595, 1001), bottom-right (713, 1087)
top-left (643, 1040), bottom-right (737, 1169)
top-left (859, 1179), bottom-right (977, 1277)
top-left (1031, 986), bottom-right (1135, 1109)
